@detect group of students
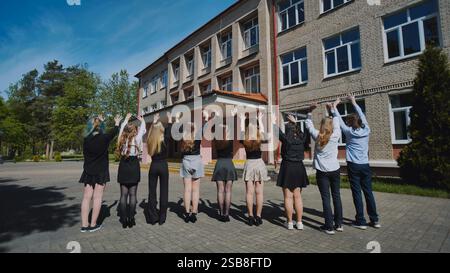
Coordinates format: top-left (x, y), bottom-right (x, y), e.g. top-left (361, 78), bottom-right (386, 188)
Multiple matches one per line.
top-left (78, 94), bottom-right (380, 235)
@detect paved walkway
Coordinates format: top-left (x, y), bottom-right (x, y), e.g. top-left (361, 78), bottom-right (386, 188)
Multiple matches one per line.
top-left (0, 162), bottom-right (449, 253)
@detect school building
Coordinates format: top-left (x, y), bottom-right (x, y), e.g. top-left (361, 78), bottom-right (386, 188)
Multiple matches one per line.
top-left (135, 0), bottom-right (450, 175)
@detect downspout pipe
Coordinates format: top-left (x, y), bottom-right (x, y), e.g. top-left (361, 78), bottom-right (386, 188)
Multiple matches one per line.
top-left (272, 0), bottom-right (281, 165)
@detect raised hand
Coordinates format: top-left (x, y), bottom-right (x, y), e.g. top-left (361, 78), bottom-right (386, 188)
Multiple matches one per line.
top-left (202, 110), bottom-right (210, 121)
top-left (309, 103), bottom-right (318, 112)
top-left (114, 114), bottom-right (122, 125)
top-left (126, 113), bottom-right (132, 120)
top-left (333, 98), bottom-right (341, 109)
top-left (287, 114), bottom-right (297, 124)
top-left (166, 111), bottom-right (172, 124)
top-left (175, 112), bottom-right (182, 123)
top-left (347, 94), bottom-right (356, 105)
top-left (152, 113), bottom-right (159, 124)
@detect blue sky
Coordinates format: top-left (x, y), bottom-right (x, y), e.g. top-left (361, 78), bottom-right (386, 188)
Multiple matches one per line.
top-left (0, 0), bottom-right (236, 97)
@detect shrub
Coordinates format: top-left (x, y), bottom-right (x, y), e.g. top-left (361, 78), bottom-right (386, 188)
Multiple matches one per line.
top-left (54, 152), bottom-right (62, 162)
top-left (32, 155), bottom-right (40, 162)
top-left (398, 46), bottom-right (450, 190)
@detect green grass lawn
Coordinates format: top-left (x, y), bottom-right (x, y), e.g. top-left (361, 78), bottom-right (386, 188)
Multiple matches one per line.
top-left (308, 176), bottom-right (450, 199)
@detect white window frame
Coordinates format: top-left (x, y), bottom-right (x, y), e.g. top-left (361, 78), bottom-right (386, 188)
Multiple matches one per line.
top-left (186, 55), bottom-right (194, 77)
top-left (243, 17), bottom-right (259, 50)
top-left (382, 1), bottom-right (441, 63)
top-left (320, 0), bottom-right (352, 14)
top-left (150, 77), bottom-right (158, 94)
top-left (220, 32), bottom-right (232, 60)
top-left (244, 66), bottom-right (260, 94)
top-left (280, 47), bottom-right (308, 89)
top-left (221, 76), bottom-right (233, 91)
top-left (201, 44), bottom-right (212, 69)
top-left (389, 94), bottom-right (412, 144)
top-left (323, 27), bottom-right (361, 78)
top-left (278, 0), bottom-right (305, 33)
top-left (160, 70), bottom-right (168, 89)
top-left (159, 100), bottom-right (167, 109)
top-left (173, 62), bottom-right (180, 84)
top-left (151, 104), bottom-right (158, 113)
top-left (142, 81), bottom-right (149, 98)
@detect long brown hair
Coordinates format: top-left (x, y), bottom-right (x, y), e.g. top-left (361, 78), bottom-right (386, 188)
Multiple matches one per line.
top-left (215, 140), bottom-right (231, 151)
top-left (243, 124), bottom-right (261, 152)
top-left (317, 117), bottom-right (333, 150)
top-left (146, 122), bottom-right (164, 156)
top-left (181, 123), bottom-right (196, 153)
top-left (116, 124), bottom-right (138, 158)
top-left (346, 113), bottom-right (362, 129)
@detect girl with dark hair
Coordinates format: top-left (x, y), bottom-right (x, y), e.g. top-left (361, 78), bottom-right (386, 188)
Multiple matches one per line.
top-left (273, 113), bottom-right (309, 230)
top-left (116, 113), bottom-right (146, 228)
top-left (79, 114), bottom-right (121, 233)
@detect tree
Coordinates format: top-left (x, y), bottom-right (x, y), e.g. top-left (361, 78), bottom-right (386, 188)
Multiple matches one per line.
top-left (52, 65), bottom-right (100, 151)
top-left (96, 70), bottom-right (138, 122)
top-left (398, 46), bottom-right (450, 189)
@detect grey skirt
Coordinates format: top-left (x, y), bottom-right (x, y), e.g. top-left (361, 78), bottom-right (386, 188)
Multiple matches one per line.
top-left (180, 155), bottom-right (204, 179)
top-left (212, 158), bottom-right (238, 182)
top-left (242, 158), bottom-right (269, 182)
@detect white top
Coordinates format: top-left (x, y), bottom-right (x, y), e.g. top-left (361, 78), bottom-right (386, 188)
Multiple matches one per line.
top-left (305, 114), bottom-right (341, 172)
top-left (118, 118), bottom-right (147, 156)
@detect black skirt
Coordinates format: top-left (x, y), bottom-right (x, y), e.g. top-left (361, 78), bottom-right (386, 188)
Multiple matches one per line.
top-left (117, 156), bottom-right (141, 184)
top-left (211, 158), bottom-right (238, 182)
top-left (276, 160), bottom-right (309, 190)
top-left (79, 170), bottom-right (110, 186)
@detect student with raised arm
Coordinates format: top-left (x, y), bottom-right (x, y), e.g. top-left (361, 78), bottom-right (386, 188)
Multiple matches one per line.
top-left (239, 112), bottom-right (269, 227)
top-left (146, 112), bottom-right (172, 225)
top-left (272, 112), bottom-right (309, 231)
top-left (305, 103), bottom-right (343, 235)
top-left (331, 95), bottom-right (380, 230)
top-left (116, 113), bottom-right (146, 229)
top-left (79, 114), bottom-right (121, 233)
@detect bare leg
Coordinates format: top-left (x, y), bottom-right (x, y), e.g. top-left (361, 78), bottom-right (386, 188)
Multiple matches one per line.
top-left (255, 181), bottom-right (264, 217)
top-left (183, 178), bottom-right (192, 213)
top-left (245, 181), bottom-right (255, 217)
top-left (81, 185), bottom-right (94, 227)
top-left (283, 188), bottom-right (294, 223)
top-left (224, 181), bottom-right (233, 216)
top-left (191, 178), bottom-right (200, 213)
top-left (216, 181), bottom-right (225, 215)
top-left (90, 184), bottom-right (105, 227)
top-left (293, 188), bottom-right (304, 223)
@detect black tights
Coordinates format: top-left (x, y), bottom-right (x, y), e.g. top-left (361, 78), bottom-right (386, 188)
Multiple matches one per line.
top-left (216, 181), bottom-right (233, 216)
top-left (119, 184), bottom-right (138, 220)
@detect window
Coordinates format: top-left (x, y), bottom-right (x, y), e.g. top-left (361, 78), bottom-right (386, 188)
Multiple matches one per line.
top-left (160, 100), bottom-right (167, 109)
top-left (336, 100), bottom-right (366, 145)
top-left (172, 62), bottom-right (180, 84)
top-left (243, 17), bottom-right (259, 49)
top-left (221, 76), bottom-right (233, 91)
top-left (244, 66), bottom-right (260, 93)
top-left (200, 82), bottom-right (212, 94)
top-left (151, 104), bottom-right (158, 112)
top-left (220, 32), bottom-right (232, 60)
top-left (390, 93), bottom-right (413, 143)
top-left (281, 47), bottom-right (308, 88)
top-left (142, 81), bottom-right (149, 98)
top-left (323, 27), bottom-right (361, 77)
top-left (184, 88), bottom-right (194, 100)
top-left (383, 0), bottom-right (440, 62)
top-left (150, 77), bottom-right (158, 94)
top-left (186, 55), bottom-right (194, 77)
top-left (160, 70), bottom-right (168, 89)
top-left (201, 44), bottom-right (211, 69)
top-left (278, 0), bottom-right (305, 32)
top-left (143, 107), bottom-right (149, 114)
top-left (171, 93), bottom-right (179, 103)
top-left (321, 0), bottom-right (352, 14)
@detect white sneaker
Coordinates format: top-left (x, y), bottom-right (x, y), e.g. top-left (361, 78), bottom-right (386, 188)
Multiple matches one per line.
top-left (296, 222), bottom-right (304, 230)
top-left (370, 222), bottom-right (381, 229)
top-left (335, 225), bottom-right (344, 232)
top-left (320, 226), bottom-right (335, 235)
top-left (285, 222), bottom-right (294, 230)
top-left (352, 223), bottom-right (368, 230)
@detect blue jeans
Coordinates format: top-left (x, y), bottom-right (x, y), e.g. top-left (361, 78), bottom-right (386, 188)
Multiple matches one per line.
top-left (347, 162), bottom-right (379, 225)
top-left (316, 170), bottom-right (343, 229)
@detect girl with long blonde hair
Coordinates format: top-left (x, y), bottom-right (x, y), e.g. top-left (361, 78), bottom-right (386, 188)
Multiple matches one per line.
top-left (239, 112), bottom-right (269, 227)
top-left (147, 112), bottom-right (172, 225)
top-left (116, 113), bottom-right (146, 229)
top-left (305, 102), bottom-right (342, 235)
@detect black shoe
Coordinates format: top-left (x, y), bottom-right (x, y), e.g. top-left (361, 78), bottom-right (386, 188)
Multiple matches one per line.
top-left (159, 213), bottom-right (167, 225)
top-left (184, 213), bottom-right (191, 223)
top-left (119, 218), bottom-right (127, 229)
top-left (89, 224), bottom-right (103, 233)
top-left (255, 216), bottom-right (263, 226)
top-left (80, 226), bottom-right (90, 233)
top-left (224, 215), bottom-right (230, 222)
top-left (128, 217), bottom-right (136, 228)
top-left (218, 215), bottom-right (226, 222)
top-left (247, 216), bottom-right (255, 226)
top-left (189, 213), bottom-right (198, 223)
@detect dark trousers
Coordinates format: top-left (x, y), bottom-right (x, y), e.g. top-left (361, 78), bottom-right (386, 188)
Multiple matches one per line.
top-left (316, 170), bottom-right (343, 229)
top-left (347, 162), bottom-right (379, 225)
top-left (148, 160), bottom-right (169, 222)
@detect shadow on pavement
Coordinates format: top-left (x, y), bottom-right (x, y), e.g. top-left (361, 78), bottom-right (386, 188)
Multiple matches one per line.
top-left (88, 201), bottom-right (118, 225)
top-left (0, 178), bottom-right (79, 253)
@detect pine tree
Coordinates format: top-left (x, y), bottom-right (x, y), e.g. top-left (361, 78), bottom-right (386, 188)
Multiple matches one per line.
top-left (398, 46), bottom-right (450, 189)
